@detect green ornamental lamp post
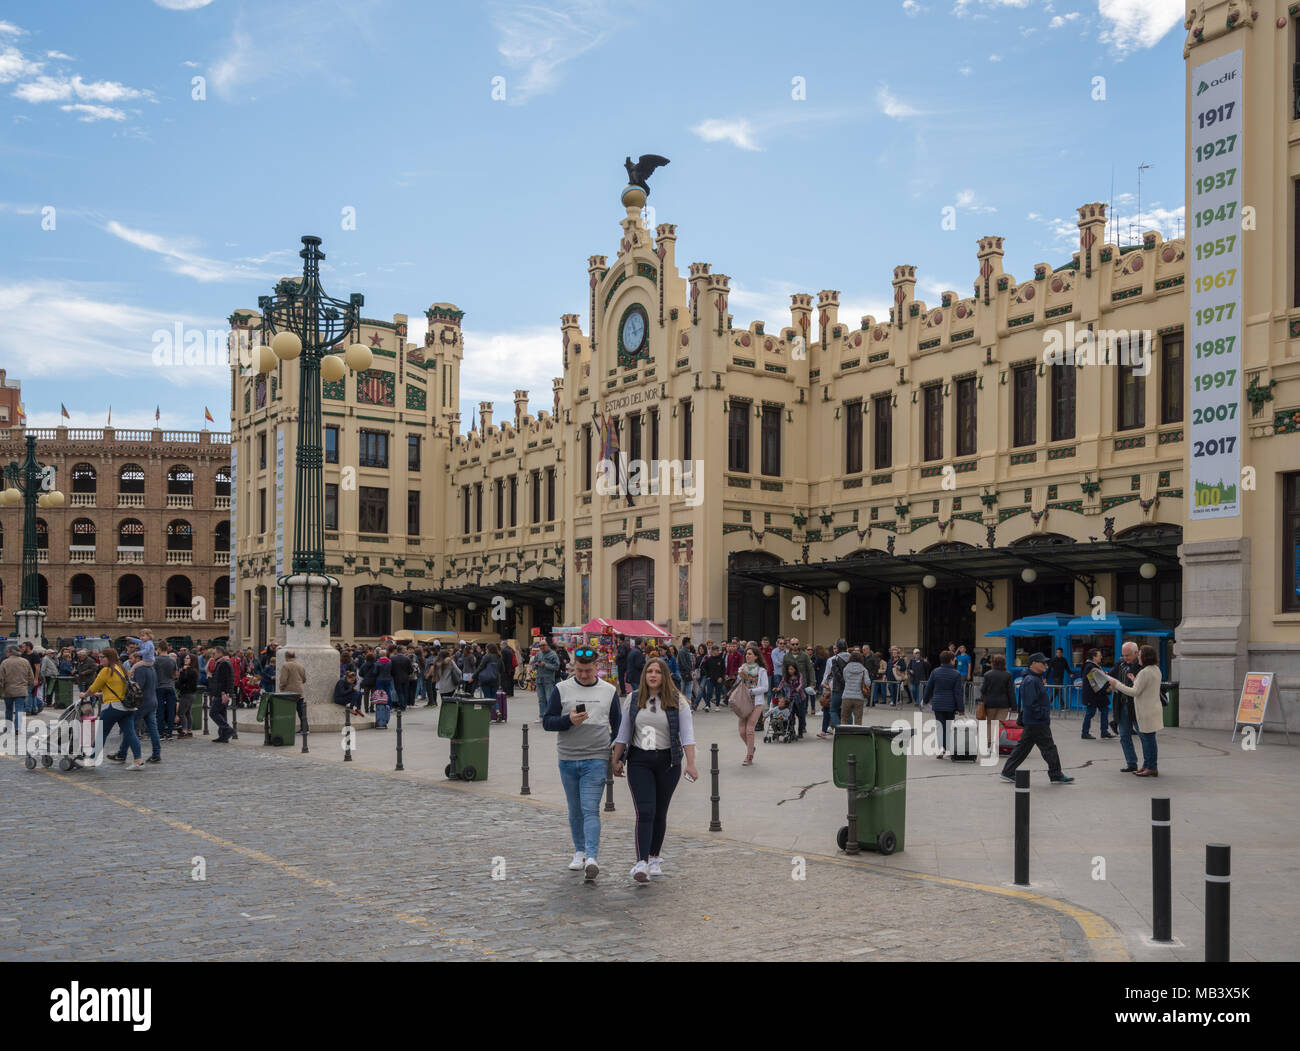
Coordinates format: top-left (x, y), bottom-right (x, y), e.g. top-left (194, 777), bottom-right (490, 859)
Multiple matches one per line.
top-left (253, 235), bottom-right (371, 728)
top-left (1, 435), bottom-right (65, 644)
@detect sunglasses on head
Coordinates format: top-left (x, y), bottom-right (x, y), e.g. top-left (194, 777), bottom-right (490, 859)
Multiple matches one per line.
top-left (574, 648), bottom-right (597, 660)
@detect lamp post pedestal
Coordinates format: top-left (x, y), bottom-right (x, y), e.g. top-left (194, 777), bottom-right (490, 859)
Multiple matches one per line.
top-left (14, 608), bottom-right (44, 649)
top-left (281, 573), bottom-right (371, 733)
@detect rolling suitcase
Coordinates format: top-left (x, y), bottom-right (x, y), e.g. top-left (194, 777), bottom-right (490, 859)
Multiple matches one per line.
top-left (492, 688), bottom-right (507, 723)
top-left (949, 716), bottom-right (980, 761)
top-left (998, 716), bottom-right (1024, 756)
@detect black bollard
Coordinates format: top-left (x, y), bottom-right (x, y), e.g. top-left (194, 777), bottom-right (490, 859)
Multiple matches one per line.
top-left (231, 695), bottom-right (238, 740)
top-left (1151, 798), bottom-right (1172, 943)
top-left (845, 753), bottom-right (860, 855)
top-left (202, 692), bottom-right (209, 736)
top-left (1205, 844), bottom-right (1230, 962)
top-left (301, 723), bottom-right (309, 754)
top-left (520, 723), bottom-right (531, 796)
top-left (344, 704), bottom-right (353, 763)
top-left (395, 706), bottom-right (404, 771)
top-left (708, 742), bottom-right (721, 832)
top-left (1014, 769), bottom-right (1030, 886)
top-left (604, 754), bottom-right (615, 812)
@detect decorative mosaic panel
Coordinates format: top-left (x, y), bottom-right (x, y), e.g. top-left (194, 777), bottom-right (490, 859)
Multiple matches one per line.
top-left (406, 384), bottom-right (427, 411)
top-left (357, 369), bottom-right (395, 407)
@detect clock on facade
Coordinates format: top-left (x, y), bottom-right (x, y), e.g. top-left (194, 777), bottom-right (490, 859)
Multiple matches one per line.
top-left (617, 304), bottom-right (649, 367)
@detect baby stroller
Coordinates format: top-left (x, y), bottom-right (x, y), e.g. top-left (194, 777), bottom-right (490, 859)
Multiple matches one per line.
top-left (26, 695), bottom-right (99, 772)
top-left (763, 703), bottom-right (798, 743)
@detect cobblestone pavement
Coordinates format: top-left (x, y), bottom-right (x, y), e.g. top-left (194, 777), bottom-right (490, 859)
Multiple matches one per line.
top-left (0, 743), bottom-right (1090, 961)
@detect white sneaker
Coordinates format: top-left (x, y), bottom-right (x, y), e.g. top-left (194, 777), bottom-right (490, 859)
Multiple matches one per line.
top-left (584, 858), bottom-right (599, 880)
top-left (631, 860), bottom-right (649, 883)
top-left (647, 857), bottom-right (663, 877)
top-left (568, 851), bottom-right (586, 871)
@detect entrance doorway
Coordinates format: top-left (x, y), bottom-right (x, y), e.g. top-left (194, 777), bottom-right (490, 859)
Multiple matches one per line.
top-left (923, 586), bottom-right (975, 668)
top-left (727, 551), bottom-right (779, 642)
top-left (844, 590), bottom-right (890, 651)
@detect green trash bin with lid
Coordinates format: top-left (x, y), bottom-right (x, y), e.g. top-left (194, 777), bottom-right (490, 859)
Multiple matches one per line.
top-left (259, 692), bottom-right (299, 746)
top-left (190, 689), bottom-right (205, 733)
top-left (53, 677), bottom-right (75, 709)
top-left (1161, 681), bottom-right (1179, 728)
top-left (832, 724), bottom-right (907, 854)
top-left (436, 696), bottom-right (491, 781)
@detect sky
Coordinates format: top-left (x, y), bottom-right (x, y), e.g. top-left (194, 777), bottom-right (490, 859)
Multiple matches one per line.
top-left (0, 0), bottom-right (1189, 432)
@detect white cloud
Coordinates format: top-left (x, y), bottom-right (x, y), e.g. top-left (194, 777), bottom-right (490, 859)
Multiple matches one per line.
top-left (954, 0), bottom-right (1033, 16)
top-left (0, 20), bottom-right (25, 36)
top-left (955, 188), bottom-right (997, 214)
top-left (458, 324), bottom-right (563, 412)
top-left (1049, 12), bottom-right (1080, 28)
top-left (13, 73), bottom-right (150, 104)
top-left (491, 0), bottom-right (617, 104)
top-left (183, 60), bottom-right (200, 68)
top-left (958, 66), bottom-right (972, 75)
top-left (61, 104), bottom-right (126, 122)
top-left (1027, 198), bottom-right (1185, 249)
top-left (153, 0), bottom-right (217, 8)
top-left (690, 117), bottom-right (760, 151)
top-left (104, 220), bottom-right (287, 284)
top-left (902, 0), bottom-right (925, 15)
top-left (0, 46), bottom-right (42, 83)
top-left (45, 50), bottom-right (73, 60)
top-left (1098, 0), bottom-right (1183, 55)
top-left (988, 53), bottom-right (1002, 62)
top-left (877, 85), bottom-right (921, 120)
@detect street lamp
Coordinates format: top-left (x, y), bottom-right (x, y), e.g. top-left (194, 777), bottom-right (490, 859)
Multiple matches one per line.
top-left (3, 435), bottom-right (65, 643)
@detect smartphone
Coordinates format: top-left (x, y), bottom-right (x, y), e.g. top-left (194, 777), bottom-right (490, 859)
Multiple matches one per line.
top-left (574, 703), bottom-right (586, 713)
top-left (684, 772), bottom-right (697, 783)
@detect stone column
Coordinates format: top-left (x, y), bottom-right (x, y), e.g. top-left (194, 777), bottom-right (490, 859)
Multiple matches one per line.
top-left (14, 608), bottom-right (44, 648)
top-left (1173, 538), bottom-right (1250, 729)
top-left (282, 573), bottom-right (372, 733)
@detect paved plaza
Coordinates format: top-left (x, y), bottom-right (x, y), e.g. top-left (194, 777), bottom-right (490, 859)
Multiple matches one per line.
top-left (2, 695), bottom-right (1294, 962)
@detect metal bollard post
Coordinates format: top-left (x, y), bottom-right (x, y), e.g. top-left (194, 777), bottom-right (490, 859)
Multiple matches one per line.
top-left (845, 753), bottom-right (860, 855)
top-left (1205, 844), bottom-right (1230, 962)
top-left (708, 742), bottom-right (721, 832)
top-left (1014, 769), bottom-right (1030, 886)
top-left (301, 722), bottom-right (309, 754)
top-left (395, 706), bottom-right (404, 771)
top-left (202, 692), bottom-right (209, 736)
top-left (1151, 798), bottom-right (1172, 943)
top-left (520, 723), bottom-right (531, 796)
top-left (231, 694), bottom-right (238, 740)
top-left (344, 704), bottom-right (353, 763)
top-left (604, 755), bottom-right (615, 812)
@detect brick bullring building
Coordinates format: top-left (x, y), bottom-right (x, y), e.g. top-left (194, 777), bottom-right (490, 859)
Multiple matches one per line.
top-left (0, 424), bottom-right (232, 643)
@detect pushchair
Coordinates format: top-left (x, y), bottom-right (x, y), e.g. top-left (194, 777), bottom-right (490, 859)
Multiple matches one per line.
top-left (25, 695), bottom-right (99, 772)
top-left (763, 703), bottom-right (798, 743)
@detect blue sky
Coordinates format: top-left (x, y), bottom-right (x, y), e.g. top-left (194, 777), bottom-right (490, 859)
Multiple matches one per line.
top-left (0, 0), bottom-right (1187, 431)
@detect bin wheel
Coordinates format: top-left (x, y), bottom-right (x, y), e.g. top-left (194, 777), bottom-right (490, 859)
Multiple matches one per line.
top-left (444, 763), bottom-right (455, 779)
top-left (877, 830), bottom-right (897, 855)
top-left (57, 757), bottom-right (73, 772)
top-left (24, 755), bottom-right (36, 770)
top-left (460, 765), bottom-right (477, 781)
top-left (270, 735), bottom-right (284, 747)
top-left (41, 754), bottom-right (53, 768)
top-left (836, 826), bottom-right (849, 852)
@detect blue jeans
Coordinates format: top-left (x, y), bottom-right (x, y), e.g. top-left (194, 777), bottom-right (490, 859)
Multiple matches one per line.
top-left (558, 757), bottom-right (606, 858)
top-left (1139, 731), bottom-right (1158, 771)
top-left (829, 690), bottom-right (843, 728)
top-left (4, 696), bottom-right (24, 727)
top-left (100, 706), bottom-right (142, 760)
top-left (537, 681), bottom-right (555, 719)
top-left (1116, 702), bottom-right (1138, 767)
top-left (1081, 704), bottom-right (1108, 737)
top-left (132, 701), bottom-right (161, 759)
top-left (157, 686), bottom-right (178, 736)
top-left (374, 703), bottom-right (390, 728)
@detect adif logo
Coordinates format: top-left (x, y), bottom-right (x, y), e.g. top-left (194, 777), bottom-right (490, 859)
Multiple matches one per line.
top-left (1196, 81), bottom-right (1209, 96)
top-left (49, 983), bottom-right (151, 1031)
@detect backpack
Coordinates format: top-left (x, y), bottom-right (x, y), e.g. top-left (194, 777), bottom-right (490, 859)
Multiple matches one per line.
top-left (110, 665), bottom-right (145, 709)
top-left (830, 652), bottom-right (849, 693)
top-left (478, 657), bottom-right (499, 685)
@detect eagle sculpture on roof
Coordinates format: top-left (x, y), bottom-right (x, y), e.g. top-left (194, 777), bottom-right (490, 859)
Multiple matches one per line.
top-left (624, 154), bottom-right (670, 191)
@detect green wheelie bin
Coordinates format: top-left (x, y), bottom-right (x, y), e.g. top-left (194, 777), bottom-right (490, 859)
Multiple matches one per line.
top-left (1161, 681), bottom-right (1179, 727)
top-left (259, 692), bottom-right (298, 746)
top-left (53, 677), bottom-right (76, 709)
top-left (833, 725), bottom-right (907, 855)
top-left (437, 696), bottom-right (491, 781)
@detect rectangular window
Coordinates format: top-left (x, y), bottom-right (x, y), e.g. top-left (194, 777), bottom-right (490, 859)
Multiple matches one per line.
top-left (873, 394), bottom-right (892, 470)
top-left (1286, 473), bottom-right (1300, 612)
top-left (1160, 335), bottom-right (1184, 425)
top-left (325, 426), bottom-right (339, 464)
top-left (358, 487), bottom-right (388, 534)
top-left (407, 490), bottom-right (419, 536)
top-left (760, 405), bottom-right (781, 476)
top-left (495, 478), bottom-right (504, 530)
top-left (359, 430), bottom-right (389, 468)
top-left (258, 432), bottom-right (267, 470)
top-left (407, 434), bottom-right (421, 471)
top-left (681, 400), bottom-right (692, 461)
top-left (1013, 365), bottom-right (1037, 447)
top-left (462, 485), bottom-right (470, 535)
top-left (1117, 338), bottom-right (1146, 431)
top-left (325, 483), bottom-right (338, 530)
top-left (628, 413), bottom-right (642, 464)
top-left (727, 398), bottom-right (750, 473)
top-left (259, 488), bottom-right (266, 533)
top-left (649, 409), bottom-right (659, 463)
top-left (955, 377), bottom-right (977, 457)
top-left (546, 467), bottom-right (556, 521)
top-left (531, 469), bottom-right (541, 523)
top-left (845, 401), bottom-right (863, 474)
top-left (583, 424), bottom-right (592, 491)
top-left (509, 475), bottom-right (517, 527)
top-left (923, 385), bottom-right (943, 462)
top-left (474, 482), bottom-right (482, 532)
top-left (1050, 364), bottom-right (1076, 442)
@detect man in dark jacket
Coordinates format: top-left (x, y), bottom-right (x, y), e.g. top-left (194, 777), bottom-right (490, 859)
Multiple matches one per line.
top-left (209, 647), bottom-right (236, 743)
top-left (907, 650), bottom-right (930, 705)
top-left (923, 650), bottom-right (966, 757)
top-left (615, 636), bottom-right (630, 692)
top-left (699, 644), bottom-right (725, 712)
top-left (1079, 647), bottom-right (1113, 740)
top-left (1109, 641), bottom-right (1141, 771)
top-left (1000, 653), bottom-right (1073, 783)
top-left (625, 640), bottom-right (646, 695)
top-left (389, 646), bottom-right (414, 709)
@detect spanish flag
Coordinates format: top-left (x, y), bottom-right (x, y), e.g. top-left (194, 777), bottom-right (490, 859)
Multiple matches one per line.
top-left (15, 403), bottom-right (25, 423)
top-left (204, 407), bottom-right (215, 424)
top-left (60, 403), bottom-right (70, 420)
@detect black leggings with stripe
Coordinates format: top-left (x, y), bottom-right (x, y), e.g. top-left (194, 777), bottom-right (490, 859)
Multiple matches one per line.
top-left (627, 746), bottom-right (682, 862)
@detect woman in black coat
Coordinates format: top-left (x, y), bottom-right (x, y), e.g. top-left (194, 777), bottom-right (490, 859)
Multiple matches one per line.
top-left (977, 653), bottom-right (1016, 755)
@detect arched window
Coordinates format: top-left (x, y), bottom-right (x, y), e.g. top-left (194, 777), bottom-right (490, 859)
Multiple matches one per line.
top-left (69, 574), bottom-right (96, 608)
top-left (214, 576), bottom-right (230, 607)
top-left (615, 556), bottom-right (654, 621)
top-left (166, 520), bottom-right (193, 550)
top-left (215, 468), bottom-right (231, 498)
top-left (118, 574), bottom-right (144, 608)
top-left (118, 519), bottom-right (144, 549)
top-left (35, 517), bottom-right (48, 549)
top-left (71, 463), bottom-right (97, 494)
top-left (166, 575), bottom-right (193, 610)
top-left (70, 517), bottom-right (96, 548)
top-left (167, 465), bottom-right (194, 495)
top-left (119, 464), bottom-right (144, 494)
top-left (214, 520), bottom-right (230, 551)
top-left (354, 585), bottom-right (392, 638)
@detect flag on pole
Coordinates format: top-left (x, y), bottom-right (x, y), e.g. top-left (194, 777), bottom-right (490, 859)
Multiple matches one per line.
top-left (204, 407), bottom-right (215, 424)
top-left (60, 403), bottom-right (70, 420)
top-left (155, 405), bottom-right (160, 423)
top-left (16, 403), bottom-right (25, 424)
top-left (106, 406), bottom-right (111, 426)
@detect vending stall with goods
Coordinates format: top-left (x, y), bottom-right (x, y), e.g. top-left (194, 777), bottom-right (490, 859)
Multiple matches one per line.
top-left (580, 619), bottom-right (671, 688)
top-left (523, 626), bottom-right (586, 689)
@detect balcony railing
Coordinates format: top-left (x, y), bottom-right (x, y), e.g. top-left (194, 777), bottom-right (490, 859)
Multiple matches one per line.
top-left (69, 547), bottom-right (95, 564)
top-left (214, 551), bottom-right (230, 565)
top-left (166, 493), bottom-right (194, 509)
top-left (117, 549), bottom-right (144, 564)
top-left (116, 606), bottom-right (143, 621)
top-left (69, 493), bottom-right (96, 507)
top-left (68, 606), bottom-right (96, 621)
top-left (36, 549), bottom-right (48, 563)
top-left (214, 608), bottom-right (231, 622)
top-left (165, 550), bottom-right (193, 565)
top-left (215, 495), bottom-right (231, 510)
top-left (117, 493), bottom-right (145, 508)
top-left (164, 606), bottom-right (193, 622)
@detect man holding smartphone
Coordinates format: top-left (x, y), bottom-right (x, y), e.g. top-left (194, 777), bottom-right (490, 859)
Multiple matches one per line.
top-left (542, 646), bottom-right (621, 881)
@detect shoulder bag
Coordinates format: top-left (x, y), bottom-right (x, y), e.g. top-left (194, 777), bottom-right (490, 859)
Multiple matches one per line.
top-left (728, 677), bottom-right (754, 719)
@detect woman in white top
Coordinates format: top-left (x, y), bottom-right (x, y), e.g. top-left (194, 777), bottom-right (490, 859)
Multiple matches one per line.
top-left (612, 658), bottom-right (697, 882)
top-left (736, 644), bottom-right (768, 766)
top-left (1105, 643), bottom-right (1164, 777)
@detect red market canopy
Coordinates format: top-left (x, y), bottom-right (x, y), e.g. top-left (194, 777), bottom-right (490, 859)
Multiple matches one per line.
top-left (581, 618), bottom-right (671, 639)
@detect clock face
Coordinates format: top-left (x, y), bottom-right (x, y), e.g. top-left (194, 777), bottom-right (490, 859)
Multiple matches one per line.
top-left (621, 308), bottom-right (646, 353)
